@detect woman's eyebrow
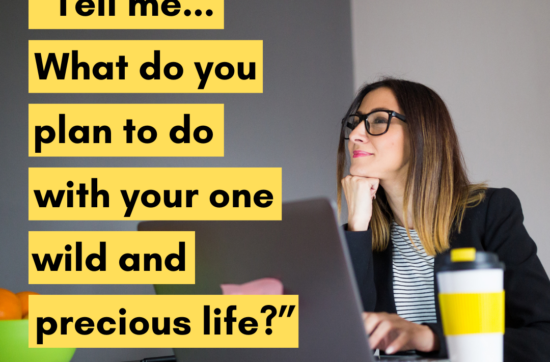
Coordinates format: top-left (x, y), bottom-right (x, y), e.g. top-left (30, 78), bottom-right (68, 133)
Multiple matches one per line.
top-left (356, 107), bottom-right (392, 115)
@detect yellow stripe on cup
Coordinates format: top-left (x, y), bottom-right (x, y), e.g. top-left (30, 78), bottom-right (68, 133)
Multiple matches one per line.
top-left (438, 291), bottom-right (505, 335)
top-left (451, 247), bottom-right (476, 262)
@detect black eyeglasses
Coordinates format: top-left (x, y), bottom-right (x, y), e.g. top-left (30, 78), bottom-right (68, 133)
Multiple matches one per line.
top-left (342, 110), bottom-right (407, 138)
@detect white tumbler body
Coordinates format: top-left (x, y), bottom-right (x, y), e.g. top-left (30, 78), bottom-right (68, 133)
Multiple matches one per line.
top-left (437, 269), bottom-right (504, 362)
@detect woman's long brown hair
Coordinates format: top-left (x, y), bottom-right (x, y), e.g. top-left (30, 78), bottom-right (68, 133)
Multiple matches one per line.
top-left (337, 77), bottom-right (488, 256)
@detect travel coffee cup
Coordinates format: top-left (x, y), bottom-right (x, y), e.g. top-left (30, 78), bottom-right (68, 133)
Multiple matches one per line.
top-left (436, 247), bottom-right (505, 362)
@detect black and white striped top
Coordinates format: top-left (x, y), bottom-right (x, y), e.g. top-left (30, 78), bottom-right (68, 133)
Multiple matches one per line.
top-left (391, 220), bottom-right (437, 324)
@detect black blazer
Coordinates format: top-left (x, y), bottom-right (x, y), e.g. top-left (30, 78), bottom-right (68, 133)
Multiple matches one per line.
top-left (342, 187), bottom-right (550, 361)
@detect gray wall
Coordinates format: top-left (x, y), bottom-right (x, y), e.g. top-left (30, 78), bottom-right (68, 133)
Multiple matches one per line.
top-left (0, 1), bottom-right (354, 361)
top-left (351, 0), bottom-right (550, 271)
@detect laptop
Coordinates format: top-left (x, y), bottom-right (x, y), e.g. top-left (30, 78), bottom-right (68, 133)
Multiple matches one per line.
top-left (138, 198), bottom-right (448, 362)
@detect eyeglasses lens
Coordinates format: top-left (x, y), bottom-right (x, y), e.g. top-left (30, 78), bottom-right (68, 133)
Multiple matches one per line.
top-left (344, 111), bottom-right (390, 138)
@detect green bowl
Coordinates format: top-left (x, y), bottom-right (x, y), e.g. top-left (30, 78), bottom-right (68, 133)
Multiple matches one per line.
top-left (0, 319), bottom-right (76, 362)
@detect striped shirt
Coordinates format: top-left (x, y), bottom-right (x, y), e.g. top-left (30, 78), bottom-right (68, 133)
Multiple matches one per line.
top-left (391, 220), bottom-right (437, 324)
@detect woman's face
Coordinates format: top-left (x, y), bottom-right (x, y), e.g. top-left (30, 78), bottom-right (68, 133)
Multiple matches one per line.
top-left (347, 87), bottom-right (410, 180)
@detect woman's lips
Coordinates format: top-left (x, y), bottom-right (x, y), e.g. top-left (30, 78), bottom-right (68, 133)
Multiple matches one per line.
top-left (353, 150), bottom-right (373, 158)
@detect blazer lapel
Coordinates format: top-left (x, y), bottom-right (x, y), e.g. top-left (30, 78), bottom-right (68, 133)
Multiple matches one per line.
top-left (373, 241), bottom-right (397, 314)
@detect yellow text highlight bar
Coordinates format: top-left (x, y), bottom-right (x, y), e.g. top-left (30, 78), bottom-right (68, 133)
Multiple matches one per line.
top-left (29, 295), bottom-right (299, 347)
top-left (29, 231), bottom-right (195, 284)
top-left (29, 104), bottom-right (224, 157)
top-left (29, 167), bottom-right (282, 220)
top-left (29, 40), bottom-right (263, 93)
top-left (29, 0), bottom-right (224, 29)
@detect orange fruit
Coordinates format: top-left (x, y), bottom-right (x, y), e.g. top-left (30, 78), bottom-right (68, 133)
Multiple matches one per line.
top-left (0, 288), bottom-right (22, 320)
top-left (16, 291), bottom-right (40, 318)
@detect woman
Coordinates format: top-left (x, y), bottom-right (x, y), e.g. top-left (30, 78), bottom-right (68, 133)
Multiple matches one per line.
top-left (337, 77), bottom-right (550, 360)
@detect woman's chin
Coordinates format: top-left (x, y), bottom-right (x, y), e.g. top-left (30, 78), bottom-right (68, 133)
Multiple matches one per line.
top-left (349, 165), bottom-right (375, 178)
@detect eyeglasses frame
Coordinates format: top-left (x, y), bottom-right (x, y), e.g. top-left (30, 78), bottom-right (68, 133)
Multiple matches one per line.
top-left (343, 110), bottom-right (407, 138)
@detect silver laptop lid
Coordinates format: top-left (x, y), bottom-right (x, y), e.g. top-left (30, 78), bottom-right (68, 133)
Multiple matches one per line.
top-left (139, 197), bottom-right (374, 362)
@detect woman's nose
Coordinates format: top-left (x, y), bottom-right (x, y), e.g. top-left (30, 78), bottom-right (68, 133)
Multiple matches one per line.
top-left (349, 123), bottom-right (369, 144)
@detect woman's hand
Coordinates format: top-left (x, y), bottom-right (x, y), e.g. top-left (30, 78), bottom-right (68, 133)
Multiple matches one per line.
top-left (341, 175), bottom-right (379, 231)
top-left (362, 312), bottom-right (439, 354)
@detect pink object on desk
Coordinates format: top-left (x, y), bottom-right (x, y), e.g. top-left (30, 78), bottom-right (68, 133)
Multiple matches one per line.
top-left (220, 277), bottom-right (283, 295)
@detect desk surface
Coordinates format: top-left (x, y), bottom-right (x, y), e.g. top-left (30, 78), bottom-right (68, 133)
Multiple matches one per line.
top-left (123, 355), bottom-right (450, 362)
